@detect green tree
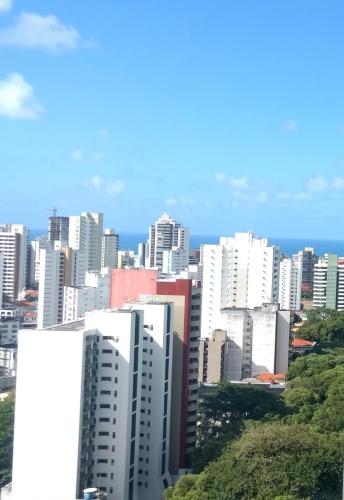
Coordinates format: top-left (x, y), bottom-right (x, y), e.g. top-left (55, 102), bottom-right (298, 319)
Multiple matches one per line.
top-left (168, 422), bottom-right (344, 500)
top-left (0, 394), bottom-right (15, 488)
top-left (192, 382), bottom-right (285, 472)
top-left (287, 353), bottom-right (344, 380)
top-left (296, 310), bottom-right (344, 347)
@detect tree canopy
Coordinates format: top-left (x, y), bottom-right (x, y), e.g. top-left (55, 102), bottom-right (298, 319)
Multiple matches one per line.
top-left (296, 309), bottom-right (344, 347)
top-left (192, 382), bottom-right (285, 472)
top-left (0, 394), bottom-right (15, 488)
top-left (166, 422), bottom-right (344, 500)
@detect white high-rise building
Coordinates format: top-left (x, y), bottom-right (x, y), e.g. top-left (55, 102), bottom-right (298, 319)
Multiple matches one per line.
top-left (201, 232), bottom-right (280, 336)
top-left (37, 243), bottom-right (65, 329)
top-left (0, 224), bottom-right (28, 301)
top-left (198, 304), bottom-right (289, 382)
top-left (148, 213), bottom-right (189, 271)
top-left (28, 236), bottom-right (48, 284)
top-left (63, 270), bottom-right (110, 322)
top-left (162, 248), bottom-right (187, 275)
top-left (220, 304), bottom-right (290, 380)
top-left (279, 256), bottom-right (302, 310)
top-left (69, 212), bottom-right (103, 272)
top-left (101, 229), bottom-right (119, 269)
top-left (0, 253), bottom-right (3, 309)
top-left (11, 304), bottom-right (173, 500)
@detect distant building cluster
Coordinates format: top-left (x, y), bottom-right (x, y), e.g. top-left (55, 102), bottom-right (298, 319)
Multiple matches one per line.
top-left (0, 209), bottom-right (341, 500)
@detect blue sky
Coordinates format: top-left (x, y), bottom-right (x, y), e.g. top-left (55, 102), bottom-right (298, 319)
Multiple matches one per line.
top-left (1, 0), bottom-right (344, 238)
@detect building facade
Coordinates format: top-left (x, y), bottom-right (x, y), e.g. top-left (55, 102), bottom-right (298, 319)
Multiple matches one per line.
top-left (101, 229), bottom-right (119, 269)
top-left (11, 304), bottom-right (173, 500)
top-left (199, 304), bottom-right (290, 382)
top-left (0, 225), bottom-right (28, 301)
top-left (48, 216), bottom-right (70, 244)
top-left (313, 254), bottom-right (344, 310)
top-left (37, 244), bottom-right (65, 329)
top-left (148, 213), bottom-right (189, 271)
top-left (279, 255), bottom-right (302, 310)
top-left (69, 212), bottom-right (103, 272)
top-left (201, 232), bottom-right (280, 337)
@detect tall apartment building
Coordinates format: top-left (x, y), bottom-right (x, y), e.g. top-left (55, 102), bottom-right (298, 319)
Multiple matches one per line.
top-left (11, 305), bottom-right (172, 500)
top-left (199, 304), bottom-right (290, 382)
top-left (64, 246), bottom-right (87, 287)
top-left (201, 232), bottom-right (280, 336)
top-left (28, 236), bottom-right (48, 284)
top-left (137, 243), bottom-right (148, 268)
top-left (148, 213), bottom-right (189, 271)
top-left (279, 256), bottom-right (302, 310)
top-left (38, 241), bottom-right (89, 329)
top-left (110, 269), bottom-right (201, 471)
top-left (37, 243), bottom-right (65, 329)
top-left (69, 212), bottom-right (103, 271)
top-left (48, 216), bottom-right (70, 244)
top-left (297, 247), bottom-right (317, 289)
top-left (162, 248), bottom-right (187, 275)
top-left (101, 229), bottom-right (119, 269)
top-left (0, 225), bottom-right (28, 301)
top-left (63, 270), bottom-right (110, 323)
top-left (313, 254), bottom-right (344, 310)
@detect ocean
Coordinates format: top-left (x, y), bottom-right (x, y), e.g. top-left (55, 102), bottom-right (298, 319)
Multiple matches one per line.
top-left (29, 229), bottom-right (344, 257)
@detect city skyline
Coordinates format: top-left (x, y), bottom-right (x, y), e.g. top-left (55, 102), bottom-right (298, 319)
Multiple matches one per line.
top-left (2, 1), bottom-right (344, 237)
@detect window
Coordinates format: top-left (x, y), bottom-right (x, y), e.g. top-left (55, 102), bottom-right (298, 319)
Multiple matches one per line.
top-left (97, 459), bottom-right (108, 464)
top-left (99, 417), bottom-right (110, 423)
top-left (102, 363), bottom-right (112, 368)
top-left (101, 377), bottom-right (111, 382)
top-left (98, 445), bottom-right (109, 450)
top-left (100, 404), bottom-right (110, 409)
top-left (99, 431), bottom-right (109, 436)
top-left (101, 390), bottom-right (111, 395)
top-left (102, 349), bottom-right (112, 354)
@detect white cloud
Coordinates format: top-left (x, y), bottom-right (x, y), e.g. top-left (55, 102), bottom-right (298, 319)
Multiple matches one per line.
top-left (165, 197), bottom-right (177, 206)
top-left (294, 192), bottom-right (311, 200)
top-left (307, 175), bottom-right (328, 192)
top-left (332, 176), bottom-right (344, 189)
top-left (90, 175), bottom-right (102, 189)
top-left (256, 191), bottom-right (268, 203)
top-left (233, 191), bottom-right (248, 201)
top-left (106, 180), bottom-right (125, 195)
top-left (283, 119), bottom-right (298, 133)
top-left (229, 176), bottom-right (249, 190)
top-left (0, 12), bottom-right (81, 50)
top-left (89, 176), bottom-right (125, 195)
top-left (277, 191), bottom-right (311, 201)
top-left (214, 173), bottom-right (225, 184)
top-left (277, 192), bottom-right (290, 200)
top-left (0, 0), bottom-right (12, 13)
top-left (71, 149), bottom-right (83, 162)
top-left (0, 73), bottom-right (43, 119)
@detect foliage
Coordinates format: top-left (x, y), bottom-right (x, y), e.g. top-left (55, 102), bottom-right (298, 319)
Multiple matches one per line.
top-left (296, 309), bottom-right (344, 347)
top-left (167, 422), bottom-right (344, 500)
top-left (0, 394), bottom-right (15, 488)
top-left (287, 353), bottom-right (344, 380)
top-left (192, 382), bottom-right (286, 472)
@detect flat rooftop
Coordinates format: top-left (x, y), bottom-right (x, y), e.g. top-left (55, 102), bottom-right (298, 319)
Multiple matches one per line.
top-left (44, 319), bottom-right (85, 331)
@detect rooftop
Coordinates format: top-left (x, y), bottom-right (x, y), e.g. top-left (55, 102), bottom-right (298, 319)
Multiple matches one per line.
top-left (291, 338), bottom-right (316, 348)
top-left (44, 319), bottom-right (85, 331)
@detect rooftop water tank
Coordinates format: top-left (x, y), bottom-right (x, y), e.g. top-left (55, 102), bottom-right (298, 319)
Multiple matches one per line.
top-left (83, 487), bottom-right (98, 500)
